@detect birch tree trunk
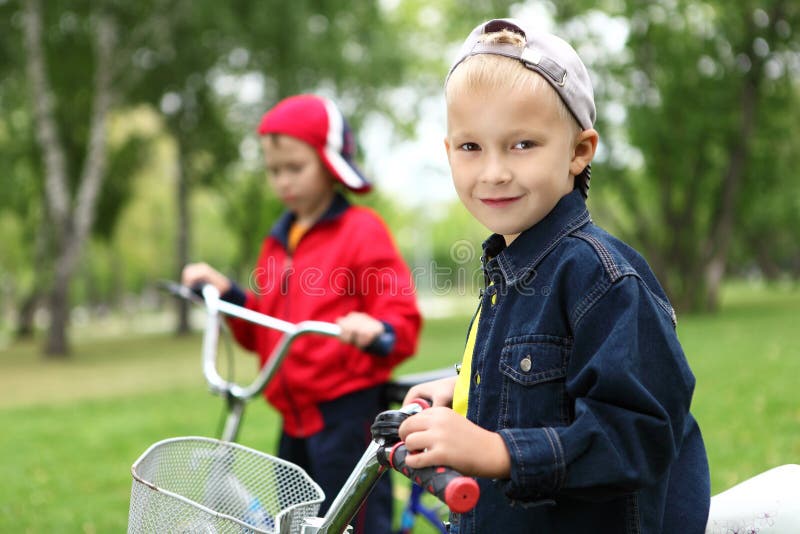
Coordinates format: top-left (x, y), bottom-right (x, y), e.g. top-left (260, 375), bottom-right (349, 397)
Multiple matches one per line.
top-left (22, 0), bottom-right (117, 356)
top-left (175, 138), bottom-right (191, 335)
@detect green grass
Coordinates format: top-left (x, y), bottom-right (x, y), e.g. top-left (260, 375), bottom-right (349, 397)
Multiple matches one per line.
top-left (0, 284), bottom-right (799, 532)
top-left (0, 307), bottom-right (472, 533)
top-left (679, 282), bottom-right (800, 491)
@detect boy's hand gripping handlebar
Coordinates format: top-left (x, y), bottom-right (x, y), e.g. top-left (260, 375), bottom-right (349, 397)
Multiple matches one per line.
top-left (371, 399), bottom-right (480, 514)
top-left (308, 400), bottom-right (480, 533)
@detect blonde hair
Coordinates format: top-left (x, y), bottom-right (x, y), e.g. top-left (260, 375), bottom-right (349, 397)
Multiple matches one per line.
top-left (446, 30), bottom-right (580, 134)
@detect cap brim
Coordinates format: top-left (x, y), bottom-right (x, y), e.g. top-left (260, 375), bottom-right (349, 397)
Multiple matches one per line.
top-left (322, 147), bottom-right (372, 193)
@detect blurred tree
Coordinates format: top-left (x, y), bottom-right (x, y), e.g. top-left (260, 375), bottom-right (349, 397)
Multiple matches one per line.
top-left (20, 0), bottom-right (117, 355)
top-left (1, 2), bottom-right (151, 341)
top-left (1, 0), bottom-right (520, 352)
top-left (556, 0), bottom-right (800, 311)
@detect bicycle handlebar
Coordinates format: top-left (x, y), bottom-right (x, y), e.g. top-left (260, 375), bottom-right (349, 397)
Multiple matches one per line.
top-left (161, 281), bottom-right (341, 402)
top-left (201, 284), bottom-right (341, 400)
top-left (372, 399), bottom-right (480, 514)
top-left (385, 442), bottom-right (480, 514)
top-left (313, 400), bottom-right (479, 533)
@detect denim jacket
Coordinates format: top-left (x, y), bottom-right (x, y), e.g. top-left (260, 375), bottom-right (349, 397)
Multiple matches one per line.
top-left (451, 191), bottom-right (710, 534)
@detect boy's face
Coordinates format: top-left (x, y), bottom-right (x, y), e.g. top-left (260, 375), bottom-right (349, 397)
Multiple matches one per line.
top-left (445, 82), bottom-right (589, 245)
top-left (261, 134), bottom-right (335, 222)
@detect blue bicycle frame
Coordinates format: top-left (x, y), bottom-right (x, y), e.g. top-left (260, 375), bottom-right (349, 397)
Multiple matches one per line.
top-left (397, 483), bottom-right (448, 534)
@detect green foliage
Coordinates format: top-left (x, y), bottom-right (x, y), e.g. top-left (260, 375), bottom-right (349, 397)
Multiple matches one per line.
top-left (0, 0), bottom-right (528, 322)
top-left (217, 169), bottom-right (284, 279)
top-left (14, 0), bottom-right (798, 330)
top-left (556, 0), bottom-right (800, 311)
top-left (93, 134), bottom-right (153, 242)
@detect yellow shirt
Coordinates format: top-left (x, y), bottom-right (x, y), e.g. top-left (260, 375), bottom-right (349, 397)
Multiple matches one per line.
top-left (454, 284), bottom-right (496, 416)
top-left (287, 222), bottom-right (310, 253)
top-left (453, 304), bottom-right (481, 416)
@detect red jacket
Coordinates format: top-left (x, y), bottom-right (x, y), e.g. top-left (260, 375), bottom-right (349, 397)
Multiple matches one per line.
top-left (225, 195), bottom-right (422, 437)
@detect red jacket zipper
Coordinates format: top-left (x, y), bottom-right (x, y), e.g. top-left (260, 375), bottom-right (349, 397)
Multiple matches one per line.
top-left (278, 254), bottom-right (305, 435)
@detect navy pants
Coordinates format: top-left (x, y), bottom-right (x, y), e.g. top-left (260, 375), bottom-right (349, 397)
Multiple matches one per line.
top-left (278, 385), bottom-right (393, 533)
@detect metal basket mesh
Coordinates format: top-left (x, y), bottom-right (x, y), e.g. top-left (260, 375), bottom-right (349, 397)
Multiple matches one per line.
top-left (128, 437), bottom-right (324, 534)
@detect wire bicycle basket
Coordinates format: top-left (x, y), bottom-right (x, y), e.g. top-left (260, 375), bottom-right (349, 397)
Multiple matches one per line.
top-left (128, 437), bottom-right (324, 534)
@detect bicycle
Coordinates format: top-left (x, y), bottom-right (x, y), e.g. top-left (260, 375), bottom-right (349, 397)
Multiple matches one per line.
top-left (126, 282), bottom-right (464, 533)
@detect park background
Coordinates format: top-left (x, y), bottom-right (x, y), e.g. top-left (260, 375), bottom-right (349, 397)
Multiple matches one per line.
top-left (1, 0), bottom-right (799, 531)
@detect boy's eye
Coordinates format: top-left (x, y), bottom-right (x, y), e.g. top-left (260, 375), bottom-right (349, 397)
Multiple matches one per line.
top-left (459, 142), bottom-right (480, 152)
top-left (285, 163), bottom-right (304, 173)
top-left (268, 163), bottom-right (304, 177)
top-left (513, 140), bottom-right (536, 149)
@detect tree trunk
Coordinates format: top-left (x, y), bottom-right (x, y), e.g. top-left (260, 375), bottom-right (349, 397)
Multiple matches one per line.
top-left (15, 289), bottom-right (40, 339)
top-left (44, 266), bottom-right (71, 356)
top-left (15, 216), bottom-right (50, 339)
top-left (175, 139), bottom-right (191, 335)
top-left (23, 0), bottom-right (117, 356)
top-left (754, 239), bottom-right (782, 281)
top-left (702, 73), bottom-right (758, 312)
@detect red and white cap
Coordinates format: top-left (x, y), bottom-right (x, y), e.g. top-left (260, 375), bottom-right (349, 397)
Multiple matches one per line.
top-left (257, 94), bottom-right (372, 193)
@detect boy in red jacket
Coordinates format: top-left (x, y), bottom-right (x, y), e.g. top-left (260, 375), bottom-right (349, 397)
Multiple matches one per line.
top-left (183, 94), bottom-right (422, 533)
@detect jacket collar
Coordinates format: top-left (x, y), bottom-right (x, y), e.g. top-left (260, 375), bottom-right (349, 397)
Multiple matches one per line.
top-left (270, 192), bottom-right (350, 249)
top-left (482, 190), bottom-right (591, 286)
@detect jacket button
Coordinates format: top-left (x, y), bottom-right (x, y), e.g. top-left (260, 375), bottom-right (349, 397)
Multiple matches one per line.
top-left (520, 356), bottom-right (532, 372)
top-left (474, 372), bottom-right (481, 385)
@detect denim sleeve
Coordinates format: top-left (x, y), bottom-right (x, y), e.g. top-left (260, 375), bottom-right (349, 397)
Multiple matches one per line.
top-left (496, 274), bottom-right (696, 501)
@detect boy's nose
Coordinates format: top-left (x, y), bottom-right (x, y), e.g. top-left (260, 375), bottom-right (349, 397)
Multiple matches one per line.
top-left (480, 154), bottom-right (512, 184)
top-left (270, 171), bottom-right (292, 188)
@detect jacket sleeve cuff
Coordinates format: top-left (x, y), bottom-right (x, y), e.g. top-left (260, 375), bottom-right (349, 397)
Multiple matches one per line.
top-left (363, 322), bottom-right (396, 357)
top-left (495, 427), bottom-right (565, 502)
top-left (220, 283), bottom-right (247, 307)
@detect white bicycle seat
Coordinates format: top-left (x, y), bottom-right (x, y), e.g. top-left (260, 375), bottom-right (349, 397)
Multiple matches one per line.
top-left (706, 464), bottom-right (800, 533)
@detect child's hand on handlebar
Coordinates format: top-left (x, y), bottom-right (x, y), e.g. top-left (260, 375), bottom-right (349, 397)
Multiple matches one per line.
top-left (336, 312), bottom-right (384, 349)
top-left (181, 263), bottom-right (232, 294)
top-left (398, 406), bottom-right (511, 479)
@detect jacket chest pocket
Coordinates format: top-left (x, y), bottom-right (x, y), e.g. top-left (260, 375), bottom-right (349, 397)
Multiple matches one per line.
top-left (498, 335), bottom-right (571, 428)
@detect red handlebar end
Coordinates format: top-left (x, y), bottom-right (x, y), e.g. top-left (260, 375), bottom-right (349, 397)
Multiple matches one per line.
top-left (410, 397), bottom-right (431, 410)
top-left (444, 476), bottom-right (480, 513)
top-left (387, 442), bottom-right (403, 470)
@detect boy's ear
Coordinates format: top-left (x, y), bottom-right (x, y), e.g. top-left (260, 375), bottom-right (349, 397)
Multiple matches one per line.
top-left (443, 137), bottom-right (452, 162)
top-left (570, 128), bottom-right (599, 177)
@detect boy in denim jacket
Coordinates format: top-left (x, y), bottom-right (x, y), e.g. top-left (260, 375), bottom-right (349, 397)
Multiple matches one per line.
top-left (401, 18), bottom-right (710, 533)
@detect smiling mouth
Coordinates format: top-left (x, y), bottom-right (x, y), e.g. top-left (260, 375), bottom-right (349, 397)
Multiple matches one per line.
top-left (481, 196), bottom-right (521, 207)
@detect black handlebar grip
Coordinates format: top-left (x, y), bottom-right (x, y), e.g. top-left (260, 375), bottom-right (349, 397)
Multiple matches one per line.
top-left (387, 442), bottom-right (479, 513)
top-left (189, 283), bottom-right (206, 300)
top-left (157, 280), bottom-right (205, 303)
